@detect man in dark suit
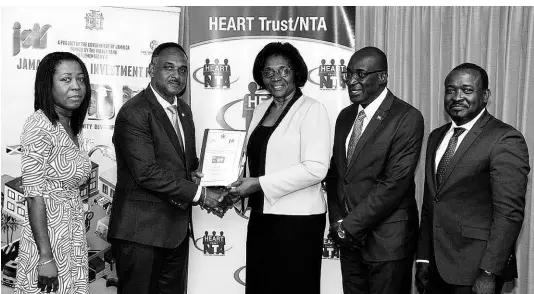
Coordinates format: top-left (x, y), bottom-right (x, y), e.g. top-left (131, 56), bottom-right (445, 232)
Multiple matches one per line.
top-left (325, 46), bottom-right (424, 294)
top-left (415, 63), bottom-right (530, 294)
top-left (108, 42), bottom-right (227, 294)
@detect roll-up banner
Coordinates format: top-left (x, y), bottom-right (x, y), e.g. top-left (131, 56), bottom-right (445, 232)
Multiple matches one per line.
top-left (188, 7), bottom-right (355, 294)
top-left (1, 6), bottom-right (181, 290)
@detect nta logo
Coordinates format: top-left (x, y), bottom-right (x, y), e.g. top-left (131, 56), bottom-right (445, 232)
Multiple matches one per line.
top-left (308, 58), bottom-right (347, 90)
top-left (13, 22), bottom-right (51, 56)
top-left (216, 82), bottom-right (270, 131)
top-left (193, 230), bottom-right (232, 256)
top-left (193, 58), bottom-right (239, 89)
top-left (322, 236), bottom-right (340, 259)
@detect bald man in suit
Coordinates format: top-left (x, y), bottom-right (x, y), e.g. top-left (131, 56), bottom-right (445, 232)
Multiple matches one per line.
top-left (325, 46), bottom-right (424, 294)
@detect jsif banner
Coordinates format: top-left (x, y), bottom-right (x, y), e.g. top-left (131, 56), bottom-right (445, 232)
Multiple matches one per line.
top-left (1, 5), bottom-right (181, 291)
top-left (188, 6), bottom-right (356, 294)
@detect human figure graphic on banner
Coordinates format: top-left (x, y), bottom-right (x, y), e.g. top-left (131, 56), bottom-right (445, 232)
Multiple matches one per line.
top-left (203, 231), bottom-right (210, 254)
top-left (217, 231), bottom-right (226, 254)
top-left (338, 59), bottom-right (347, 89)
top-left (329, 59), bottom-right (338, 89)
top-left (325, 46), bottom-right (424, 294)
top-left (319, 59), bottom-right (329, 89)
top-left (15, 51), bottom-right (93, 294)
top-left (228, 42), bottom-right (331, 294)
top-left (203, 58), bottom-right (213, 87)
top-left (213, 59), bottom-right (223, 87)
top-left (108, 42), bottom-right (231, 294)
top-left (415, 63), bottom-right (530, 294)
top-left (222, 58), bottom-right (231, 88)
top-left (243, 82), bottom-right (258, 131)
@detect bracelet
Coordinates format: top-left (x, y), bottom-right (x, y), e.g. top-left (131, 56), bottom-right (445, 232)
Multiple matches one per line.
top-left (37, 258), bottom-right (55, 267)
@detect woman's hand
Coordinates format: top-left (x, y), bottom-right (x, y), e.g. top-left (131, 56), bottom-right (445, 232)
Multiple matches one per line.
top-left (37, 260), bottom-right (59, 293)
top-left (191, 170), bottom-right (204, 184)
top-left (229, 177), bottom-right (261, 198)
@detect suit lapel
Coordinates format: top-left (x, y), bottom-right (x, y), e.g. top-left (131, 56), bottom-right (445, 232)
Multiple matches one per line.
top-left (145, 85), bottom-right (186, 160)
top-left (437, 111), bottom-right (491, 193)
top-left (345, 92), bottom-right (393, 175)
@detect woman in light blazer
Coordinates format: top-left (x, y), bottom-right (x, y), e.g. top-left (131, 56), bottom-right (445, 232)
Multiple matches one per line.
top-left (229, 42), bottom-right (332, 294)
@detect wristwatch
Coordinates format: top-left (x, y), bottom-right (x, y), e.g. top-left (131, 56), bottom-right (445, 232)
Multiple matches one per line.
top-left (482, 269), bottom-right (494, 276)
top-left (337, 225), bottom-right (346, 240)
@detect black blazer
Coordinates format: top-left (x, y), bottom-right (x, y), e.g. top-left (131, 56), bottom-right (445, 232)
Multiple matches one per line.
top-left (325, 90), bottom-right (424, 261)
top-left (108, 84), bottom-right (199, 248)
top-left (417, 110), bottom-right (530, 285)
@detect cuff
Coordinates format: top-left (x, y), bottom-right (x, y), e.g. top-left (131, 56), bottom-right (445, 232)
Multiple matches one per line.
top-left (416, 260), bottom-right (430, 263)
top-left (193, 186), bottom-right (202, 203)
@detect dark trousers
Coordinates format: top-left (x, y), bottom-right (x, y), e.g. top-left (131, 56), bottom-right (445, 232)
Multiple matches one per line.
top-left (113, 237), bottom-right (189, 294)
top-left (340, 246), bottom-right (413, 294)
top-left (426, 256), bottom-right (505, 294)
top-left (245, 212), bottom-right (326, 294)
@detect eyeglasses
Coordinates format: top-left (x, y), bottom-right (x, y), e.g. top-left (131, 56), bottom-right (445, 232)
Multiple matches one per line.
top-left (342, 69), bottom-right (386, 82)
top-left (261, 67), bottom-right (292, 79)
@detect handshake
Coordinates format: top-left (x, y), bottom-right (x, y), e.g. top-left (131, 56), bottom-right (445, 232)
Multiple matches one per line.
top-left (198, 186), bottom-right (240, 218)
top-left (194, 172), bottom-right (261, 218)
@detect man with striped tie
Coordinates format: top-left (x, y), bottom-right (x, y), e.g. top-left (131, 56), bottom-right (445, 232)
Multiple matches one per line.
top-left (415, 63), bottom-right (530, 294)
top-left (109, 42), bottom-right (228, 294)
top-left (325, 46), bottom-right (424, 294)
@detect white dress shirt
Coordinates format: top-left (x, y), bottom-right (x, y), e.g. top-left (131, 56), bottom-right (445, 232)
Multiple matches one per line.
top-left (151, 83), bottom-right (201, 202)
top-left (434, 108), bottom-right (486, 172)
top-left (345, 87), bottom-right (389, 155)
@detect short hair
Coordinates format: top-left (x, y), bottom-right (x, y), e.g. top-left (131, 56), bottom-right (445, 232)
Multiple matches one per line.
top-left (446, 63), bottom-right (489, 90)
top-left (252, 42), bottom-right (308, 89)
top-left (151, 42), bottom-right (187, 65)
top-left (356, 46), bottom-right (388, 71)
top-left (34, 52), bottom-right (91, 136)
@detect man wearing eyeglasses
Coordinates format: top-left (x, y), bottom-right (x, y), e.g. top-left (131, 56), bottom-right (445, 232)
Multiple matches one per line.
top-left (109, 42), bottom-right (229, 294)
top-left (415, 63), bottom-right (529, 294)
top-left (325, 46), bottom-right (424, 294)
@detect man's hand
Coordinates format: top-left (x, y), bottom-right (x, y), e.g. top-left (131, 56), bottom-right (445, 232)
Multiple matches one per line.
top-left (472, 270), bottom-right (496, 294)
top-left (201, 187), bottom-right (230, 218)
top-left (415, 262), bottom-right (430, 294)
top-left (329, 222), bottom-right (365, 250)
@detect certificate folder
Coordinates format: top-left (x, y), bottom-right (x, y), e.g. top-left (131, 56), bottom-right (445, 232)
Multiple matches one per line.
top-left (198, 129), bottom-right (247, 187)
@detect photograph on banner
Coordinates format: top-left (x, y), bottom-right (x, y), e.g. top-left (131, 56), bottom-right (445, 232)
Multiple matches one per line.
top-left (1, 6), bottom-right (181, 293)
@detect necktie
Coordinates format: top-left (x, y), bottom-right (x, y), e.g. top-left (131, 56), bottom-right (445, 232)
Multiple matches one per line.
top-left (167, 105), bottom-right (185, 152)
top-left (346, 110), bottom-right (366, 162)
top-left (436, 127), bottom-right (466, 188)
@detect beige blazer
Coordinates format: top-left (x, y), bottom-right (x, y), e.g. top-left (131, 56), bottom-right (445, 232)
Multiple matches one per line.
top-left (245, 94), bottom-right (332, 215)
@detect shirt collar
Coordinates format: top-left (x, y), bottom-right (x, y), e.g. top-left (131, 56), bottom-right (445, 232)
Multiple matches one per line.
top-left (450, 108), bottom-right (486, 132)
top-left (358, 87), bottom-right (388, 118)
top-left (150, 83), bottom-right (177, 109)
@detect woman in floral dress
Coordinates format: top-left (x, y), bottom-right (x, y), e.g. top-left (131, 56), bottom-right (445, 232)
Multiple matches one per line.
top-left (15, 51), bottom-right (92, 294)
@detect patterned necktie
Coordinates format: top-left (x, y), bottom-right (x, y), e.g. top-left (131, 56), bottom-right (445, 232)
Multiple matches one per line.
top-left (167, 105), bottom-right (185, 152)
top-left (346, 110), bottom-right (366, 163)
top-left (436, 127), bottom-right (466, 188)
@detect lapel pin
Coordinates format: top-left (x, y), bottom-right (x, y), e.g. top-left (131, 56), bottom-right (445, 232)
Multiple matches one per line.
top-left (377, 115), bottom-right (382, 120)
